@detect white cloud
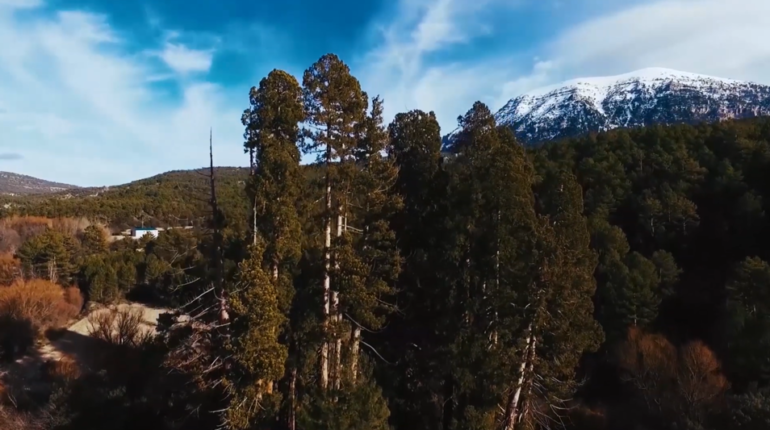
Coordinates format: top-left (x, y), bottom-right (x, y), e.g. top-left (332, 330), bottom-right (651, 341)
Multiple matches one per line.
top-left (159, 42), bottom-right (214, 74)
top-left (0, 4), bottom-right (244, 186)
top-left (358, 0), bottom-right (515, 133)
top-left (496, 0), bottom-right (770, 104)
top-left (359, 0), bottom-right (770, 135)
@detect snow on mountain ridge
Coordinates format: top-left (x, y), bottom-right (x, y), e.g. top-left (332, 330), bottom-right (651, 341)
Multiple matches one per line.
top-left (521, 67), bottom-right (743, 99)
top-left (443, 68), bottom-right (770, 149)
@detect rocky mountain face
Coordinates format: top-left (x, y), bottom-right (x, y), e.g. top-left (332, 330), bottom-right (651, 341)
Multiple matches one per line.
top-left (0, 171), bottom-right (78, 195)
top-left (443, 67), bottom-right (770, 149)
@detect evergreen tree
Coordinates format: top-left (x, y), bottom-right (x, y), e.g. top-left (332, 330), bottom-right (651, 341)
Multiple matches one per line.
top-left (502, 170), bottom-right (603, 430)
top-left (16, 228), bottom-right (78, 284)
top-left (651, 250), bottom-right (680, 297)
top-left (82, 255), bottom-right (120, 303)
top-left (224, 240), bottom-right (288, 429)
top-left (439, 101), bottom-right (501, 430)
top-left (590, 218), bottom-right (667, 341)
top-left (725, 257), bottom-right (770, 388)
top-left (242, 69), bottom-right (304, 281)
top-left (301, 53), bottom-right (368, 391)
top-left (440, 102), bottom-right (544, 430)
top-left (386, 109), bottom-right (449, 430)
top-left (242, 68), bottom-right (305, 429)
top-left (338, 95), bottom-right (402, 384)
top-left (81, 225), bottom-right (108, 256)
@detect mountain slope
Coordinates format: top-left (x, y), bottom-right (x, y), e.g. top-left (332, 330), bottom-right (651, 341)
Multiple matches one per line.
top-left (0, 167), bottom-right (250, 230)
top-left (0, 171), bottom-right (79, 195)
top-left (444, 67), bottom-right (770, 149)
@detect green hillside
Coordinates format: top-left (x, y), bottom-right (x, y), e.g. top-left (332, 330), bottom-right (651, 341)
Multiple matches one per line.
top-left (0, 167), bottom-right (251, 232)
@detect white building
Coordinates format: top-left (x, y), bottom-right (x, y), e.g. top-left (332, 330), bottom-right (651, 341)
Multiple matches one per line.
top-left (130, 227), bottom-right (160, 240)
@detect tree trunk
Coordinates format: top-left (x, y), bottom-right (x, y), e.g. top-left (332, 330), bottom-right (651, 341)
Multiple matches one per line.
top-left (332, 290), bottom-right (341, 391)
top-left (502, 324), bottom-right (533, 430)
top-left (492, 210), bottom-right (500, 346)
top-left (517, 336), bottom-right (537, 426)
top-left (253, 195), bottom-right (258, 246)
top-left (320, 143), bottom-right (332, 391)
top-left (463, 254), bottom-right (471, 326)
top-left (288, 367), bottom-right (297, 430)
top-left (331, 207), bottom-right (344, 391)
top-left (350, 327), bottom-right (361, 383)
top-left (442, 375), bottom-right (455, 430)
top-left (48, 258), bottom-right (57, 284)
top-left (249, 147), bottom-right (255, 175)
top-left (209, 129), bottom-right (228, 324)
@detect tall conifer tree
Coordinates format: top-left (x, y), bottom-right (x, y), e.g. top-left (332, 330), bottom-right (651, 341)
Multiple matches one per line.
top-left (440, 102), bottom-right (544, 429)
top-left (301, 53), bottom-right (368, 391)
top-left (386, 109), bottom-right (448, 430)
top-left (241, 69), bottom-right (305, 429)
top-left (242, 69), bottom-right (304, 310)
top-left (501, 170), bottom-right (603, 429)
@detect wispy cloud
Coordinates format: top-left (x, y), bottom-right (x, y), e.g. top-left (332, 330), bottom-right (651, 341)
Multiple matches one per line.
top-left (358, 0), bottom-right (770, 135)
top-left (357, 0), bottom-right (525, 133)
top-left (495, 0), bottom-right (770, 103)
top-left (155, 31), bottom-right (216, 75)
top-left (0, 2), bottom-right (245, 186)
top-left (4, 0), bottom-right (769, 185)
top-left (0, 153), bottom-right (22, 160)
top-left (159, 42), bottom-right (214, 74)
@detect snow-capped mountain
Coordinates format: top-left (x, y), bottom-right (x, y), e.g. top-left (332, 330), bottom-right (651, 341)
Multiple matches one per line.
top-left (443, 68), bottom-right (770, 150)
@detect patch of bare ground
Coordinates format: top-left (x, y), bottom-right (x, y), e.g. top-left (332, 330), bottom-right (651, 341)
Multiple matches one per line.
top-left (0, 301), bottom-right (170, 406)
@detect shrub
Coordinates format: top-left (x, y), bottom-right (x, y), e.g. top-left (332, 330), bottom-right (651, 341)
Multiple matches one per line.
top-left (615, 327), bottom-right (729, 427)
top-left (87, 307), bottom-right (153, 348)
top-left (0, 279), bottom-right (80, 360)
top-left (0, 227), bottom-right (21, 254)
top-left (0, 405), bottom-right (47, 430)
top-left (1, 216), bottom-right (51, 243)
top-left (62, 286), bottom-right (84, 314)
top-left (42, 356), bottom-right (81, 384)
top-left (0, 252), bottom-right (21, 286)
top-left (51, 217), bottom-right (90, 238)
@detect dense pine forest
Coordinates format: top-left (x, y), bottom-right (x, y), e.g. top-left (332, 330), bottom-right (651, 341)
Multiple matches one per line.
top-left (2, 54), bottom-right (770, 430)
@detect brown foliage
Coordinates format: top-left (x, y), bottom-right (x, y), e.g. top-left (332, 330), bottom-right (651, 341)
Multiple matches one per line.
top-left (42, 356), bottom-right (81, 383)
top-left (0, 227), bottom-right (21, 254)
top-left (0, 279), bottom-right (81, 360)
top-left (0, 252), bottom-right (21, 286)
top-left (0, 279), bottom-right (74, 328)
top-left (0, 216), bottom-right (52, 243)
top-left (62, 285), bottom-right (84, 314)
top-left (51, 217), bottom-right (90, 237)
top-left (0, 216), bottom-right (89, 248)
top-left (0, 406), bottom-right (47, 430)
top-left (616, 327), bottom-right (729, 424)
top-left (678, 341), bottom-right (729, 411)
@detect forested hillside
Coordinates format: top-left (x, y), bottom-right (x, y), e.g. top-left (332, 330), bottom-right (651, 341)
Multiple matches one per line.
top-left (2, 54), bottom-right (770, 430)
top-left (0, 168), bottom-right (251, 232)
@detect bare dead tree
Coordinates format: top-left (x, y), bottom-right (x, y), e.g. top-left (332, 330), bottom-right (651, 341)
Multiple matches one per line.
top-left (209, 128), bottom-right (229, 325)
top-left (152, 129), bottom-right (236, 430)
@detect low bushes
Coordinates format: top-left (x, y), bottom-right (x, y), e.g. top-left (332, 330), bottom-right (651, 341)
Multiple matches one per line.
top-left (0, 279), bottom-right (83, 361)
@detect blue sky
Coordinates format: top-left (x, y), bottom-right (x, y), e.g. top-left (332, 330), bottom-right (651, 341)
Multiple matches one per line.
top-left (1, 0), bottom-right (769, 186)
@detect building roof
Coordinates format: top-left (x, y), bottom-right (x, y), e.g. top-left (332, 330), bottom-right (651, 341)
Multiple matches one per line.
top-left (133, 227), bottom-right (158, 231)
